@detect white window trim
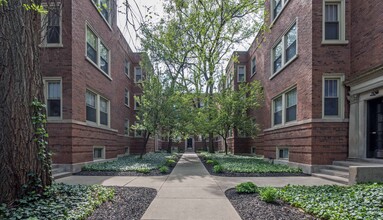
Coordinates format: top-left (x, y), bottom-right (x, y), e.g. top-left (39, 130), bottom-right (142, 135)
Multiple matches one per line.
top-left (322, 74), bottom-right (345, 119)
top-left (251, 57), bottom-right (257, 77)
top-left (237, 65), bottom-right (246, 83)
top-left (276, 147), bottom-right (289, 160)
top-left (272, 87), bottom-right (297, 127)
top-left (86, 89), bottom-right (111, 128)
top-left (43, 77), bottom-right (63, 121)
top-left (85, 24), bottom-right (112, 81)
top-left (125, 88), bottom-right (130, 108)
top-left (270, 20), bottom-right (298, 79)
top-left (134, 66), bottom-right (142, 83)
top-left (93, 146), bottom-right (106, 161)
top-left (90, 0), bottom-right (113, 30)
top-left (40, 2), bottom-right (63, 48)
top-left (125, 60), bottom-right (130, 78)
top-left (322, 0), bottom-right (348, 44)
top-left (270, 0), bottom-right (290, 27)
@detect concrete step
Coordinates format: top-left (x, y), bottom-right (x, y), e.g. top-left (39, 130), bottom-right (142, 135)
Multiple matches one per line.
top-left (52, 164), bottom-right (62, 169)
top-left (326, 165), bottom-right (349, 172)
top-left (318, 168), bottom-right (349, 178)
top-left (333, 160), bottom-right (376, 167)
top-left (347, 158), bottom-right (383, 164)
top-left (312, 173), bottom-right (348, 185)
top-left (52, 167), bottom-right (65, 174)
top-left (53, 172), bottom-right (72, 180)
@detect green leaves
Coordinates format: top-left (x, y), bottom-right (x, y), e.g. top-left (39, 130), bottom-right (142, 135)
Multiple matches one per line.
top-left (278, 183), bottom-right (383, 220)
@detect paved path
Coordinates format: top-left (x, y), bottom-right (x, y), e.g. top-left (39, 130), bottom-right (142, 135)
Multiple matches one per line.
top-left (57, 153), bottom-right (344, 219)
top-left (141, 153), bottom-right (241, 220)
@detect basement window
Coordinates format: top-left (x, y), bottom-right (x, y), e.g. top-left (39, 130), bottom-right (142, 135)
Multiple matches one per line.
top-left (93, 147), bottom-right (105, 160)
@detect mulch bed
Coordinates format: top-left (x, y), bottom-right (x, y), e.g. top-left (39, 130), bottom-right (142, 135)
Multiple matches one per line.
top-left (225, 189), bottom-right (318, 220)
top-left (88, 187), bottom-right (156, 220)
top-left (199, 155), bottom-right (309, 177)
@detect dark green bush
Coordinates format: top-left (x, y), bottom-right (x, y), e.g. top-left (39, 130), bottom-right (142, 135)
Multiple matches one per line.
top-left (259, 187), bottom-right (278, 203)
top-left (166, 159), bottom-right (176, 167)
top-left (206, 160), bottom-right (219, 165)
top-left (213, 165), bottom-right (223, 173)
top-left (235, 182), bottom-right (258, 194)
top-left (159, 166), bottom-right (169, 173)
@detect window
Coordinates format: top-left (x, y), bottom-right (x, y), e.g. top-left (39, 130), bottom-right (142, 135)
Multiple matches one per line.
top-left (323, 0), bottom-right (346, 43)
top-left (271, 23), bottom-right (297, 76)
top-left (134, 95), bottom-right (141, 110)
top-left (251, 147), bottom-right (256, 155)
top-left (135, 67), bottom-right (142, 83)
top-left (124, 119), bottom-right (129, 135)
top-left (44, 79), bottom-right (62, 119)
top-left (91, 0), bottom-right (111, 24)
top-left (135, 123), bottom-right (143, 137)
top-left (125, 89), bottom-right (130, 107)
top-left (278, 148), bottom-right (289, 159)
top-left (251, 57), bottom-right (257, 76)
top-left (86, 26), bottom-right (110, 76)
top-left (93, 147), bottom-right (105, 160)
top-left (272, 87), bottom-right (297, 126)
top-left (237, 65), bottom-right (246, 82)
top-left (41, 4), bottom-right (62, 46)
top-left (273, 96), bottom-right (283, 126)
top-left (86, 90), bottom-right (110, 126)
top-left (285, 89), bottom-right (297, 122)
top-left (323, 77), bottom-right (343, 118)
top-left (124, 60), bottom-right (130, 77)
top-left (86, 91), bottom-right (97, 123)
top-left (271, 0), bottom-right (289, 21)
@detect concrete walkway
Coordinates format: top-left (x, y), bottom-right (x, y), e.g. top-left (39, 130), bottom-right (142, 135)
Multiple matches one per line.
top-left (140, 153), bottom-right (241, 220)
top-left (56, 153), bottom-right (343, 219)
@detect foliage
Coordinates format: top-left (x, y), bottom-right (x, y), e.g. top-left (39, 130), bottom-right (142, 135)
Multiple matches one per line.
top-left (32, 99), bottom-right (51, 168)
top-left (82, 153), bottom-right (173, 172)
top-left (204, 153), bottom-right (302, 174)
top-left (166, 159), bottom-right (176, 167)
top-left (206, 160), bottom-right (218, 165)
top-left (213, 165), bottom-right (223, 173)
top-left (159, 166), bottom-right (170, 173)
top-left (0, 184), bottom-right (114, 220)
top-left (22, 3), bottom-right (47, 14)
top-left (278, 183), bottom-right (383, 220)
top-left (235, 182), bottom-right (258, 194)
top-left (259, 187), bottom-right (278, 203)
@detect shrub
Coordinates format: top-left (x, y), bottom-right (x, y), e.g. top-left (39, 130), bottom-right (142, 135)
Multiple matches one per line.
top-left (136, 168), bottom-right (151, 173)
top-left (166, 159), bottom-right (176, 167)
top-left (213, 165), bottom-right (223, 173)
top-left (206, 160), bottom-right (219, 165)
top-left (259, 187), bottom-right (278, 203)
top-left (159, 166), bottom-right (169, 173)
top-left (236, 182), bottom-right (258, 194)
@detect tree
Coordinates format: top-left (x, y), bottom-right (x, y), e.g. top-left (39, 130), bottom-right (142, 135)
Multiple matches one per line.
top-left (213, 80), bottom-right (263, 154)
top-left (0, 1), bottom-right (52, 205)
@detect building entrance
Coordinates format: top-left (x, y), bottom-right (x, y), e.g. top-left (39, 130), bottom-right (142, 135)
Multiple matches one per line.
top-left (367, 97), bottom-right (383, 158)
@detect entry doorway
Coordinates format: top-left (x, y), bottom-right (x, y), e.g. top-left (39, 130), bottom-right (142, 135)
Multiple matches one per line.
top-left (185, 138), bottom-right (194, 151)
top-left (367, 97), bottom-right (383, 158)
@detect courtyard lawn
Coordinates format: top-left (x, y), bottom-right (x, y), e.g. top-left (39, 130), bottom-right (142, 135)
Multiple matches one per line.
top-left (278, 183), bottom-right (383, 220)
top-left (0, 184), bottom-right (114, 219)
top-left (81, 152), bottom-right (179, 175)
top-left (200, 152), bottom-right (302, 175)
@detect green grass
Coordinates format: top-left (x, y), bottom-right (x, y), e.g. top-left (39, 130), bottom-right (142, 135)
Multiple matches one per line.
top-left (278, 183), bottom-right (383, 220)
top-left (0, 183), bottom-right (114, 220)
top-left (82, 152), bottom-right (178, 172)
top-left (201, 152), bottom-right (301, 173)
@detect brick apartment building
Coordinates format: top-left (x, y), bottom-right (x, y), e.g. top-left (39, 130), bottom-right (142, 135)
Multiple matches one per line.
top-left (225, 0), bottom-right (383, 175)
top-left (40, 0), bottom-right (156, 173)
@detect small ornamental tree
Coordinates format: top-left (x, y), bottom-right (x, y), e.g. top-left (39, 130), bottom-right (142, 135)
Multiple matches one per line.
top-left (213, 80), bottom-right (263, 154)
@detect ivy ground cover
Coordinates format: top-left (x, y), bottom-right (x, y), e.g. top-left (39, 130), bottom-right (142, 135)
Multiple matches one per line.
top-left (80, 152), bottom-right (179, 175)
top-left (1, 184), bottom-right (114, 219)
top-left (199, 152), bottom-right (302, 176)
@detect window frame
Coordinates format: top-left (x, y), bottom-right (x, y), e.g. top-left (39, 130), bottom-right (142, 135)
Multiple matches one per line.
top-left (322, 0), bottom-right (348, 44)
top-left (124, 119), bottom-right (130, 136)
top-left (90, 0), bottom-right (112, 28)
top-left (93, 146), bottom-right (105, 160)
top-left (125, 88), bottom-right (130, 107)
top-left (134, 94), bottom-right (141, 110)
top-left (86, 89), bottom-right (111, 127)
top-left (272, 87), bottom-right (298, 127)
top-left (85, 24), bottom-right (112, 79)
top-left (40, 3), bottom-right (63, 47)
top-left (43, 77), bottom-right (63, 121)
top-left (251, 57), bottom-right (257, 76)
top-left (276, 147), bottom-right (289, 160)
top-left (134, 66), bottom-right (142, 83)
top-left (237, 65), bottom-right (246, 83)
top-left (270, 21), bottom-right (298, 79)
top-left (270, 0), bottom-right (290, 24)
top-left (124, 59), bottom-right (130, 78)
top-left (322, 75), bottom-right (345, 119)
top-left (134, 122), bottom-right (144, 137)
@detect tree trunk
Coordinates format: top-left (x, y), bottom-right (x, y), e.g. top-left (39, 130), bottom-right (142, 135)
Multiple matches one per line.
top-left (202, 137), bottom-right (207, 151)
top-left (140, 131), bottom-right (151, 159)
top-left (167, 137), bottom-right (173, 153)
top-left (0, 0), bottom-right (52, 205)
top-left (224, 138), bottom-right (228, 155)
